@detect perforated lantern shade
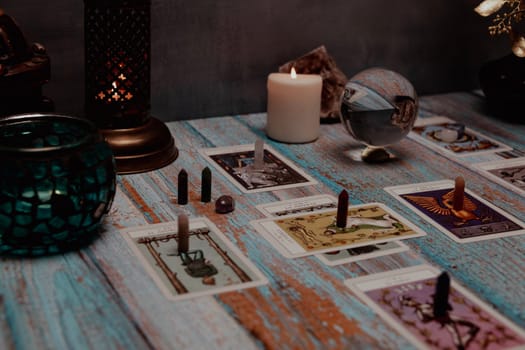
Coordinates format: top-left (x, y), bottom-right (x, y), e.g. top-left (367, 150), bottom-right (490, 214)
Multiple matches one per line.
top-left (84, 0), bottom-right (178, 174)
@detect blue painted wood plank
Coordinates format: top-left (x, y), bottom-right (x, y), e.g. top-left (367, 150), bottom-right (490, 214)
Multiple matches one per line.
top-left (0, 253), bottom-right (153, 350)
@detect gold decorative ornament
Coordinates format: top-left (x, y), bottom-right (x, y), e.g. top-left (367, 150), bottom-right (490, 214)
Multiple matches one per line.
top-left (474, 0), bottom-right (525, 57)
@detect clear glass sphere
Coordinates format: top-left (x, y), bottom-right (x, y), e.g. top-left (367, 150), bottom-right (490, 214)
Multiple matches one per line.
top-left (340, 68), bottom-right (418, 148)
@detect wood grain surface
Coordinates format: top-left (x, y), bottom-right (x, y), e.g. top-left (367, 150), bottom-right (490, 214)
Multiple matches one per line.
top-left (1, 92), bottom-right (523, 350)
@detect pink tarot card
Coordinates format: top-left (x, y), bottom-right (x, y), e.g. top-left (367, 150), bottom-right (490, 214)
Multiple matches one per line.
top-left (345, 265), bottom-right (525, 350)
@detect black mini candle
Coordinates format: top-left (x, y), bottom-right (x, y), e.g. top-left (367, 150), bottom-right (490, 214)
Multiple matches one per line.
top-left (201, 167), bottom-right (212, 202)
top-left (178, 169), bottom-right (188, 205)
top-left (433, 271), bottom-right (450, 319)
top-left (336, 189), bottom-right (349, 228)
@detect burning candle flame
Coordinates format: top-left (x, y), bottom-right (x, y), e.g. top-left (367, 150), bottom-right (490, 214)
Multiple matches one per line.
top-left (291, 67), bottom-right (297, 79)
top-left (96, 75), bottom-right (133, 103)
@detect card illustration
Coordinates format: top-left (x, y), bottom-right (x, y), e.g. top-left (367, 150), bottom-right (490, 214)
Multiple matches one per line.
top-left (386, 180), bottom-right (525, 243)
top-left (409, 116), bottom-right (511, 158)
top-left (475, 158), bottom-right (525, 197)
top-left (316, 241), bottom-right (409, 266)
top-left (256, 195), bottom-right (410, 264)
top-left (495, 149), bottom-right (525, 160)
top-left (346, 265), bottom-right (525, 350)
top-left (412, 122), bottom-right (501, 154)
top-left (256, 194), bottom-right (338, 217)
top-left (123, 218), bottom-right (267, 301)
top-left (251, 203), bottom-right (425, 258)
top-left (200, 144), bottom-right (317, 193)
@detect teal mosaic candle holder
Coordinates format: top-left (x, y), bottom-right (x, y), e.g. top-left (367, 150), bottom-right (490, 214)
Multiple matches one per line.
top-left (0, 113), bottom-right (116, 256)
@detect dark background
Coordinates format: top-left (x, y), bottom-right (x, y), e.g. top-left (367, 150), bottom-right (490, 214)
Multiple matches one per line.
top-left (2, 1), bottom-right (509, 121)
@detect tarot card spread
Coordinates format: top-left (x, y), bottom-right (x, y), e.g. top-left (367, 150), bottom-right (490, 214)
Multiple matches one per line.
top-left (345, 265), bottom-right (525, 350)
top-left (409, 116), bottom-right (512, 159)
top-left (256, 195), bottom-right (409, 265)
top-left (122, 218), bottom-right (267, 301)
top-left (251, 202), bottom-right (424, 258)
top-left (199, 144), bottom-right (317, 193)
top-left (385, 180), bottom-right (525, 243)
top-left (475, 158), bottom-right (525, 197)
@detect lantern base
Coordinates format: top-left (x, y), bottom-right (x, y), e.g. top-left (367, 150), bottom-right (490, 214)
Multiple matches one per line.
top-left (100, 117), bottom-right (178, 174)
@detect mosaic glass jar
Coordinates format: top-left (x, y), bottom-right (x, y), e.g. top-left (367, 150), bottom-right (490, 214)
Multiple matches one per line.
top-left (0, 114), bottom-right (116, 256)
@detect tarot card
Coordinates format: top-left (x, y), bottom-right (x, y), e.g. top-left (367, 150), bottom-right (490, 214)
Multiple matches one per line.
top-left (385, 180), bottom-right (525, 243)
top-left (316, 240), bottom-right (409, 266)
top-left (122, 217), bottom-right (268, 301)
top-left (250, 202), bottom-right (425, 258)
top-left (256, 194), bottom-right (338, 217)
top-left (495, 149), bottom-right (525, 160)
top-left (409, 116), bottom-right (512, 159)
top-left (256, 195), bottom-right (410, 264)
top-left (199, 143), bottom-right (317, 193)
top-left (474, 158), bottom-right (525, 197)
top-left (345, 265), bottom-right (525, 350)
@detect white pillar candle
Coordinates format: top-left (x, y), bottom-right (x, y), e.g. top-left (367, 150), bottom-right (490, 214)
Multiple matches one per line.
top-left (266, 69), bottom-right (322, 143)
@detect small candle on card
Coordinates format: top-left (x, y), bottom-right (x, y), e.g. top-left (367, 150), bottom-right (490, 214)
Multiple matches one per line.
top-left (266, 67), bottom-right (322, 143)
top-left (254, 139), bottom-right (265, 170)
top-left (177, 213), bottom-right (189, 255)
top-left (336, 189), bottom-right (349, 228)
top-left (453, 176), bottom-right (465, 211)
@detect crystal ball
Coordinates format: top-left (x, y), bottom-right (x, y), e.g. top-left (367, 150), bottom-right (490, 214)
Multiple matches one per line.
top-left (339, 68), bottom-right (418, 147)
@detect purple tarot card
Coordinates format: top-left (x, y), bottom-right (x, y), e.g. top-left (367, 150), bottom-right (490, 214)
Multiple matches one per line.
top-left (385, 180), bottom-right (525, 243)
top-left (346, 265), bottom-right (525, 350)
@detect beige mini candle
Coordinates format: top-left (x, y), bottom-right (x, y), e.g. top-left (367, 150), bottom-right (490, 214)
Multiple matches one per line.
top-left (266, 69), bottom-right (322, 143)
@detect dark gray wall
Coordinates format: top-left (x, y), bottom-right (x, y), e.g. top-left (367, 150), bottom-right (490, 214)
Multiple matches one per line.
top-left (2, 1), bottom-right (509, 121)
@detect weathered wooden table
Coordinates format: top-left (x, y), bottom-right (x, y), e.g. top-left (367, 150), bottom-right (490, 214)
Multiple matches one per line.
top-left (1, 92), bottom-right (524, 349)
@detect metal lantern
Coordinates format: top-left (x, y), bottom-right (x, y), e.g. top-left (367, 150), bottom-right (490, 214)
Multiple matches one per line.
top-left (84, 0), bottom-right (178, 174)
